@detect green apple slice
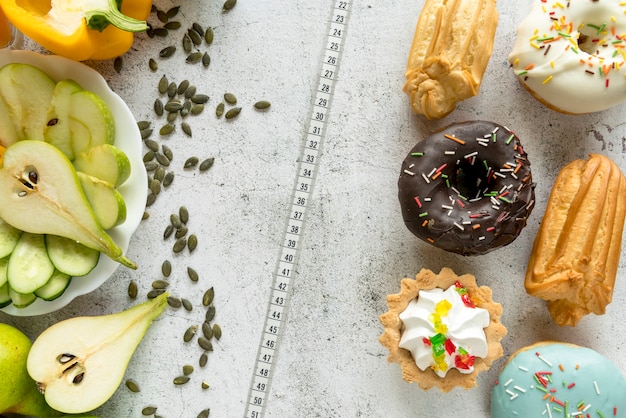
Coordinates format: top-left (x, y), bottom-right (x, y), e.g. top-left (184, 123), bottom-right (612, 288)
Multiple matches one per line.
top-left (73, 144), bottom-right (131, 187)
top-left (77, 172), bottom-right (127, 230)
top-left (0, 93), bottom-right (19, 147)
top-left (43, 79), bottom-right (84, 160)
top-left (7, 233), bottom-right (54, 295)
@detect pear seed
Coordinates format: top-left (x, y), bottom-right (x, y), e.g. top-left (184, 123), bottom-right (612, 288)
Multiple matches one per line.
top-left (173, 237), bottom-right (187, 253)
top-left (199, 352), bottom-right (208, 367)
top-left (163, 224), bottom-right (174, 239)
top-left (202, 381), bottom-right (210, 390)
top-left (202, 321), bottom-right (213, 339)
top-left (167, 296), bottom-right (182, 308)
top-left (152, 279), bottom-right (169, 289)
top-left (188, 234), bottom-right (198, 252)
top-left (128, 281), bottom-right (138, 299)
top-left (183, 364), bottom-right (194, 375)
top-left (162, 260), bottom-right (172, 276)
top-left (212, 324), bottom-right (222, 340)
top-left (202, 287), bottom-right (214, 306)
top-left (125, 379), bottom-right (140, 392)
top-left (160, 45), bottom-right (176, 58)
top-left (179, 206), bottom-right (189, 224)
top-left (224, 93), bottom-right (237, 104)
top-left (142, 406), bottom-right (157, 415)
top-left (215, 102), bottom-right (224, 118)
top-left (187, 267), bottom-right (199, 282)
top-left (225, 107), bottom-right (242, 119)
top-left (205, 305), bottom-right (216, 322)
top-left (73, 372), bottom-right (85, 384)
top-left (184, 325), bottom-right (198, 342)
top-left (174, 375), bottom-right (190, 385)
top-left (163, 171), bottom-right (175, 187)
top-left (199, 158), bottom-right (215, 172)
top-left (198, 336), bottom-right (213, 351)
top-left (182, 298), bottom-right (193, 311)
top-left (184, 157), bottom-right (199, 168)
top-left (57, 353), bottom-right (76, 364)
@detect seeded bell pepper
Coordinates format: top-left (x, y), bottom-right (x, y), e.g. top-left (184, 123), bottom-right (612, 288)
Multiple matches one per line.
top-left (0, 0), bottom-right (151, 61)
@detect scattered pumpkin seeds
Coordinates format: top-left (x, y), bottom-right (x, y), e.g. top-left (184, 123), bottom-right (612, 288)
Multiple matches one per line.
top-left (145, 139), bottom-right (159, 152)
top-left (184, 85), bottom-right (197, 99)
top-left (187, 267), bottom-right (199, 282)
top-left (179, 206), bottom-right (189, 224)
top-left (199, 158), bottom-right (215, 172)
top-left (157, 9), bottom-right (168, 22)
top-left (152, 279), bottom-right (169, 290)
top-left (182, 122), bottom-right (192, 137)
top-left (188, 28), bottom-right (202, 45)
top-left (184, 156), bottom-right (199, 168)
top-left (186, 51), bottom-right (203, 64)
top-left (198, 336), bottom-right (213, 351)
top-left (162, 260), bottom-right (172, 276)
top-left (202, 52), bottom-right (211, 67)
top-left (212, 324), bottom-right (222, 340)
top-left (202, 321), bottom-right (213, 339)
top-left (188, 234), bottom-right (198, 252)
top-left (254, 100), bottom-right (271, 110)
top-left (190, 104), bottom-right (204, 115)
top-left (144, 161), bottom-right (159, 171)
top-left (205, 305), bottom-right (216, 322)
top-left (204, 27), bottom-right (214, 44)
top-left (143, 151), bottom-right (155, 163)
top-left (223, 0), bottom-right (237, 11)
top-left (177, 79), bottom-right (190, 95)
top-left (192, 22), bottom-right (204, 35)
top-left (182, 34), bottom-right (193, 52)
top-left (173, 237), bottom-right (187, 253)
top-left (155, 152), bottom-right (170, 166)
top-left (163, 171), bottom-right (175, 187)
top-left (182, 298), bottom-right (193, 311)
top-left (175, 226), bottom-right (189, 239)
top-left (202, 381), bottom-right (210, 390)
top-left (138, 120), bottom-right (151, 130)
top-left (154, 98), bottom-right (164, 116)
top-left (183, 364), bottom-right (194, 376)
top-left (147, 289), bottom-right (165, 299)
top-left (202, 287), bottom-right (214, 306)
top-left (163, 224), bottom-right (174, 239)
top-left (166, 6), bottom-right (180, 17)
top-left (199, 352), bottom-right (208, 367)
top-left (114, 56), bottom-right (123, 73)
top-left (191, 94), bottom-right (209, 104)
top-left (225, 107), bottom-right (242, 119)
top-left (164, 100), bottom-right (183, 112)
top-left (160, 45), bottom-right (177, 58)
top-left (153, 27), bottom-right (168, 37)
top-left (164, 21), bottom-right (181, 30)
top-left (167, 296), bottom-right (182, 308)
top-left (158, 75), bottom-right (168, 94)
top-left (173, 375), bottom-right (190, 385)
top-left (170, 213), bottom-right (182, 229)
top-left (224, 93), bottom-right (237, 104)
top-left (141, 127), bottom-right (154, 139)
top-left (159, 123), bottom-right (175, 136)
top-left (125, 379), bottom-right (140, 392)
top-left (146, 193), bottom-right (157, 206)
top-left (142, 406), bottom-right (157, 415)
top-left (215, 102), bottom-right (225, 118)
top-left (162, 145), bottom-right (174, 161)
top-left (197, 408), bottom-right (210, 418)
top-left (184, 325), bottom-right (198, 342)
top-left (154, 166), bottom-right (165, 181)
top-left (142, 211), bottom-right (150, 220)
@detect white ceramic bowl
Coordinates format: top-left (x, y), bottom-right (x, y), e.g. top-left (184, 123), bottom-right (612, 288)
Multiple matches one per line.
top-left (0, 50), bottom-right (147, 316)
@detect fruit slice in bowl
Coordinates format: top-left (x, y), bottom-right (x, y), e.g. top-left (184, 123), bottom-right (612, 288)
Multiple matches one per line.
top-left (0, 50), bottom-right (147, 316)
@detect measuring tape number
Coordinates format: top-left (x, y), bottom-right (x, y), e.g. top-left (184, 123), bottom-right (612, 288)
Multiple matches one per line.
top-left (244, 1), bottom-right (352, 417)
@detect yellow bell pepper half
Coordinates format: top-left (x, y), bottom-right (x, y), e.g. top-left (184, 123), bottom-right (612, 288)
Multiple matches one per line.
top-left (0, 0), bottom-right (151, 61)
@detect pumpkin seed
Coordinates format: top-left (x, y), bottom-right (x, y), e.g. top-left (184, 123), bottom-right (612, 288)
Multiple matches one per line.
top-left (153, 27), bottom-right (168, 37)
top-left (188, 234), bottom-right (198, 252)
top-left (177, 80), bottom-right (190, 95)
top-left (170, 213), bottom-right (182, 229)
top-left (163, 224), bottom-right (174, 239)
top-left (154, 166), bottom-right (165, 181)
top-left (190, 104), bottom-right (204, 115)
top-left (254, 100), bottom-right (271, 110)
top-left (202, 52), bottom-right (210, 67)
top-left (142, 211), bottom-right (150, 220)
top-left (125, 379), bottom-right (140, 392)
top-left (137, 120), bottom-right (151, 130)
top-left (184, 156), bottom-right (199, 168)
top-left (184, 85), bottom-right (197, 99)
top-left (215, 102), bottom-right (224, 118)
top-left (184, 325), bottom-right (198, 342)
top-left (183, 364), bottom-right (194, 376)
top-left (162, 144), bottom-right (173, 161)
top-left (202, 321), bottom-right (213, 339)
top-left (199, 158), bottom-right (215, 172)
top-left (158, 76), bottom-right (168, 94)
top-left (167, 111), bottom-right (177, 123)
top-left (187, 267), bottom-right (199, 282)
top-left (142, 406), bottom-right (157, 415)
top-left (163, 171), bottom-right (175, 187)
top-left (146, 193), bottom-right (156, 207)
top-left (141, 128), bottom-right (153, 139)
top-left (166, 5), bottom-right (180, 17)
top-left (192, 23), bottom-right (204, 36)
top-left (182, 298), bottom-right (193, 311)
top-left (152, 279), bottom-right (169, 289)
top-left (175, 225), bottom-right (188, 239)
top-left (201, 381), bottom-right (210, 390)
top-left (155, 152), bottom-right (170, 166)
top-left (224, 93), bottom-right (237, 104)
top-left (159, 45), bottom-right (177, 58)
top-left (145, 138), bottom-right (159, 152)
top-left (181, 100), bottom-right (192, 117)
top-left (186, 52), bottom-right (202, 64)
top-left (143, 151), bottom-right (155, 163)
top-left (173, 237), bottom-right (187, 253)
top-left (204, 27), bottom-right (214, 44)
top-left (147, 289), bottom-right (165, 299)
top-left (202, 287), bottom-right (214, 306)
top-left (167, 82), bottom-right (177, 98)
top-left (182, 33), bottom-right (192, 52)
top-left (167, 296), bottom-right (182, 308)
top-left (197, 408), bottom-right (210, 418)
top-left (128, 281), bottom-right (138, 299)
top-left (199, 352), bottom-right (208, 367)
top-left (164, 21), bottom-right (181, 30)
top-left (173, 375), bottom-right (190, 385)
top-left (225, 107), bottom-right (242, 119)
top-left (157, 9), bottom-right (168, 23)
top-left (223, 0), bottom-right (237, 11)
top-left (147, 27), bottom-right (154, 38)
top-left (161, 260), bottom-right (172, 277)
top-left (198, 336), bottom-right (213, 351)
top-left (159, 123), bottom-right (175, 136)
top-left (187, 28), bottom-right (202, 45)
top-left (114, 57), bottom-right (122, 73)
top-left (212, 324), bottom-right (222, 340)
top-left (154, 98), bottom-right (164, 116)
top-left (148, 58), bottom-right (158, 72)
top-left (150, 178), bottom-right (161, 195)
top-left (178, 206), bottom-right (189, 224)
top-left (191, 94), bottom-right (209, 104)
top-left (205, 305), bottom-right (216, 322)
top-left (164, 100), bottom-right (183, 112)
top-left (144, 161), bottom-right (159, 171)
top-left (182, 122), bottom-right (192, 137)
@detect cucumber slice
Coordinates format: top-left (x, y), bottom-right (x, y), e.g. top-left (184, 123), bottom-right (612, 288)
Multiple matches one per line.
top-left (8, 286), bottom-right (36, 308)
top-left (34, 270), bottom-right (71, 301)
top-left (0, 256), bottom-right (8, 288)
top-left (0, 218), bottom-right (22, 258)
top-left (45, 235), bottom-right (99, 277)
top-left (8, 232), bottom-right (55, 294)
top-left (0, 283), bottom-right (10, 308)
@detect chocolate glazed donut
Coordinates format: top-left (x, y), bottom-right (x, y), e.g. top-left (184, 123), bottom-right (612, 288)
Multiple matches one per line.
top-left (398, 121), bottom-right (535, 256)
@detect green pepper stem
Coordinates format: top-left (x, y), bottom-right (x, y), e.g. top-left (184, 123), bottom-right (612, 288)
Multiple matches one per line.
top-left (84, 0), bottom-right (148, 33)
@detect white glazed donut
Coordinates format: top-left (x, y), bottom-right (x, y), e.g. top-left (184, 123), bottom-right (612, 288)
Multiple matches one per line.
top-left (509, 0), bottom-right (626, 114)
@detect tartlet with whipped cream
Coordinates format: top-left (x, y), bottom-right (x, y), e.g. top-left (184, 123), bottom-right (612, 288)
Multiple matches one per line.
top-left (379, 267), bottom-right (507, 391)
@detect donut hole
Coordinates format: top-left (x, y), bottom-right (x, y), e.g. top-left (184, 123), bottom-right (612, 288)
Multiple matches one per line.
top-left (577, 25), bottom-right (604, 55)
top-left (452, 160), bottom-right (489, 199)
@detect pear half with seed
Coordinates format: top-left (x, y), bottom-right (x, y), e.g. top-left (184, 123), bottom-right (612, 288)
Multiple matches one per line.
top-left (27, 293), bottom-right (168, 414)
top-left (0, 140), bottom-right (136, 269)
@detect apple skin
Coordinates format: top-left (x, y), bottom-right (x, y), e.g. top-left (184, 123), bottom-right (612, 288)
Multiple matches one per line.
top-left (0, 323), bottom-right (61, 417)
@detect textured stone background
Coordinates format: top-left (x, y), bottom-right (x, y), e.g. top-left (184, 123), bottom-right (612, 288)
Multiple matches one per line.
top-left (2, 0), bottom-right (626, 417)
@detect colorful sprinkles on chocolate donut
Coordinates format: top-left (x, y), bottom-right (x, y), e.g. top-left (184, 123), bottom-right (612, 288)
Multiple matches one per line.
top-left (398, 121), bottom-right (535, 256)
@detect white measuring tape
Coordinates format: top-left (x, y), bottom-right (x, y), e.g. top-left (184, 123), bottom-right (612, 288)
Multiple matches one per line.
top-left (243, 1), bottom-right (351, 416)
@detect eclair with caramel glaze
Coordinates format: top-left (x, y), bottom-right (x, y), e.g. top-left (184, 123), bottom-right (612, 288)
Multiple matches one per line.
top-left (525, 154), bottom-right (626, 326)
top-left (403, 0), bottom-right (498, 119)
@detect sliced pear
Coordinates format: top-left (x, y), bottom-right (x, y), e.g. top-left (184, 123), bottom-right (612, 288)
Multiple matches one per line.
top-left (0, 63), bottom-right (55, 142)
top-left (69, 90), bottom-right (115, 156)
top-left (77, 172), bottom-right (127, 230)
top-left (26, 293), bottom-right (169, 414)
top-left (43, 79), bottom-right (84, 160)
top-left (73, 144), bottom-right (131, 187)
top-left (0, 93), bottom-right (19, 147)
top-left (8, 232), bottom-right (54, 295)
top-left (0, 217), bottom-right (22, 258)
top-left (0, 140), bottom-right (136, 269)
